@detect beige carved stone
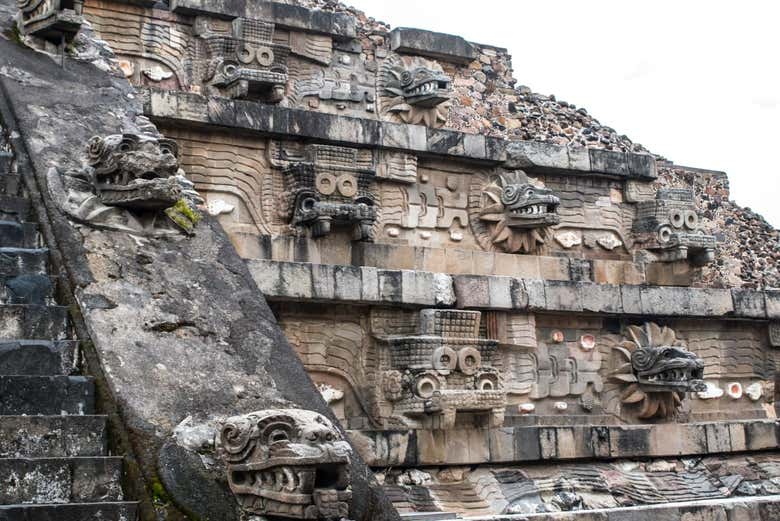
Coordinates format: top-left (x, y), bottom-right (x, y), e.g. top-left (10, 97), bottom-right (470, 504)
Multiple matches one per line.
top-left (193, 16), bottom-right (289, 101)
top-left (372, 309), bottom-right (507, 429)
top-left (218, 409), bottom-right (353, 519)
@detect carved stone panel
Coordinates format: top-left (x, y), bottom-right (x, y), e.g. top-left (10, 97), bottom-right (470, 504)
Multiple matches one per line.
top-left (372, 308), bottom-right (507, 429)
top-left (17, 0), bottom-right (83, 42)
top-left (632, 188), bottom-right (716, 266)
top-left (193, 16), bottom-right (289, 101)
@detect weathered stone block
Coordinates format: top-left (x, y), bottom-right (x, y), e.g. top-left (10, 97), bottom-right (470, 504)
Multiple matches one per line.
top-left (401, 270), bottom-right (435, 306)
top-left (453, 275), bottom-right (489, 308)
top-left (589, 148), bottom-right (628, 176)
top-left (333, 265), bottom-right (362, 301)
top-left (377, 270), bottom-right (403, 303)
top-left (580, 282), bottom-right (622, 314)
top-left (544, 281), bottom-right (582, 311)
top-left (765, 290), bottom-right (780, 319)
top-left (279, 261), bottom-right (313, 299)
top-left (488, 276), bottom-right (512, 309)
top-left (311, 263), bottom-right (335, 301)
top-left (388, 27), bottom-right (478, 64)
top-left (732, 289), bottom-right (767, 318)
top-left (626, 152), bottom-right (658, 180)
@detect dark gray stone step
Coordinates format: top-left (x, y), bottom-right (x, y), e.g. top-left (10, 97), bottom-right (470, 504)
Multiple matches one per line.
top-left (0, 195), bottom-right (31, 222)
top-left (0, 502), bottom-right (137, 521)
top-left (0, 375), bottom-right (94, 415)
top-left (0, 305), bottom-right (68, 340)
top-left (1, 274), bottom-right (53, 305)
top-left (0, 221), bottom-right (37, 248)
top-left (0, 415), bottom-right (107, 458)
top-left (0, 248), bottom-right (47, 278)
top-left (0, 457), bottom-right (124, 504)
top-left (0, 340), bottom-right (76, 375)
top-left (0, 174), bottom-right (23, 197)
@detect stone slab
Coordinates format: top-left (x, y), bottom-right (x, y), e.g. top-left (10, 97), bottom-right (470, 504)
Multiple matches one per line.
top-left (170, 0), bottom-right (357, 37)
top-left (389, 27), bottom-right (477, 64)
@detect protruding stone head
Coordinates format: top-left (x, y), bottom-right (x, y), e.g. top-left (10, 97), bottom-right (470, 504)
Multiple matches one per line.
top-left (218, 409), bottom-right (352, 519)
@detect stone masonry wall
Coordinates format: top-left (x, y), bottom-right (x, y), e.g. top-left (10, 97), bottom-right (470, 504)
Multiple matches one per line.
top-left (288, 0), bottom-right (780, 290)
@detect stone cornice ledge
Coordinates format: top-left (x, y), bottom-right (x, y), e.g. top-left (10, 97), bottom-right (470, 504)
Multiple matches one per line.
top-left (143, 88), bottom-right (657, 178)
top-left (169, 0), bottom-right (357, 37)
top-left (247, 259), bottom-right (780, 320)
top-left (351, 419), bottom-right (779, 466)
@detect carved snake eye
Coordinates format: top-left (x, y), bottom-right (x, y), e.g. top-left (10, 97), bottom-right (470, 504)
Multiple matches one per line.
top-left (657, 225), bottom-right (673, 243)
top-left (684, 210), bottom-right (698, 230)
top-left (221, 61), bottom-right (240, 78)
top-left (669, 209), bottom-right (685, 229)
top-left (414, 375), bottom-right (439, 399)
top-left (119, 138), bottom-right (136, 152)
top-left (525, 189), bottom-right (535, 198)
top-left (400, 70), bottom-right (412, 86)
top-left (269, 428), bottom-right (290, 444)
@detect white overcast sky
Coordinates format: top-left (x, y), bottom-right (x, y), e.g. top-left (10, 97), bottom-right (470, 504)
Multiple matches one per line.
top-left (349, 0), bottom-right (780, 227)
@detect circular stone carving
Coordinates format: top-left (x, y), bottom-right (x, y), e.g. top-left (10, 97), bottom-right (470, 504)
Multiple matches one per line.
top-left (236, 44), bottom-right (255, 64)
top-left (431, 346), bottom-right (457, 375)
top-left (256, 46), bottom-right (274, 67)
top-left (457, 347), bottom-right (481, 376)
top-left (336, 174), bottom-right (358, 197)
top-left (669, 209), bottom-right (685, 229)
top-left (684, 210), bottom-right (698, 230)
top-left (315, 173), bottom-right (337, 195)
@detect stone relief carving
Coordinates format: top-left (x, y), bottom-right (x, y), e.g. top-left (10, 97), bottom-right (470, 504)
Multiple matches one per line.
top-left (290, 50), bottom-right (376, 114)
top-left (218, 409), bottom-right (353, 519)
top-left (193, 16), bottom-right (289, 101)
top-left (607, 323), bottom-right (705, 420)
top-left (47, 132), bottom-right (202, 235)
top-left (377, 53), bottom-right (452, 127)
top-left (469, 170), bottom-right (560, 254)
top-left (84, 3), bottom-right (189, 89)
top-left (632, 188), bottom-right (715, 265)
top-left (770, 322), bottom-right (780, 348)
top-left (17, 0), bottom-right (83, 42)
top-left (372, 309), bottom-right (507, 429)
top-left (278, 144), bottom-right (378, 240)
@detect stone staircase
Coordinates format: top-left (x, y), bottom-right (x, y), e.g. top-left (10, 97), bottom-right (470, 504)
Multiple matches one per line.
top-left (0, 150), bottom-right (137, 520)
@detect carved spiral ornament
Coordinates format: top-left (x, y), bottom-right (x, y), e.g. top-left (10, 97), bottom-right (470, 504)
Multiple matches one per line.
top-left (86, 136), bottom-right (107, 166)
top-left (219, 418), bottom-right (255, 462)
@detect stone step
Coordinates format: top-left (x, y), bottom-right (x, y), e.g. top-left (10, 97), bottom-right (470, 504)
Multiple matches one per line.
top-left (0, 415), bottom-right (107, 458)
top-left (0, 457), bottom-right (124, 504)
top-left (1, 274), bottom-right (53, 305)
top-left (0, 340), bottom-right (76, 375)
top-left (0, 248), bottom-right (47, 278)
top-left (0, 221), bottom-right (37, 249)
top-left (0, 174), bottom-right (23, 197)
top-left (0, 375), bottom-right (94, 415)
top-left (0, 502), bottom-right (137, 521)
top-left (0, 305), bottom-right (68, 340)
top-left (0, 195), bottom-right (31, 223)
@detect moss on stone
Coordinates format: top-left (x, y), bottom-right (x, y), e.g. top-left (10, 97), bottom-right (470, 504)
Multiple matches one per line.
top-left (164, 198), bottom-right (201, 235)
